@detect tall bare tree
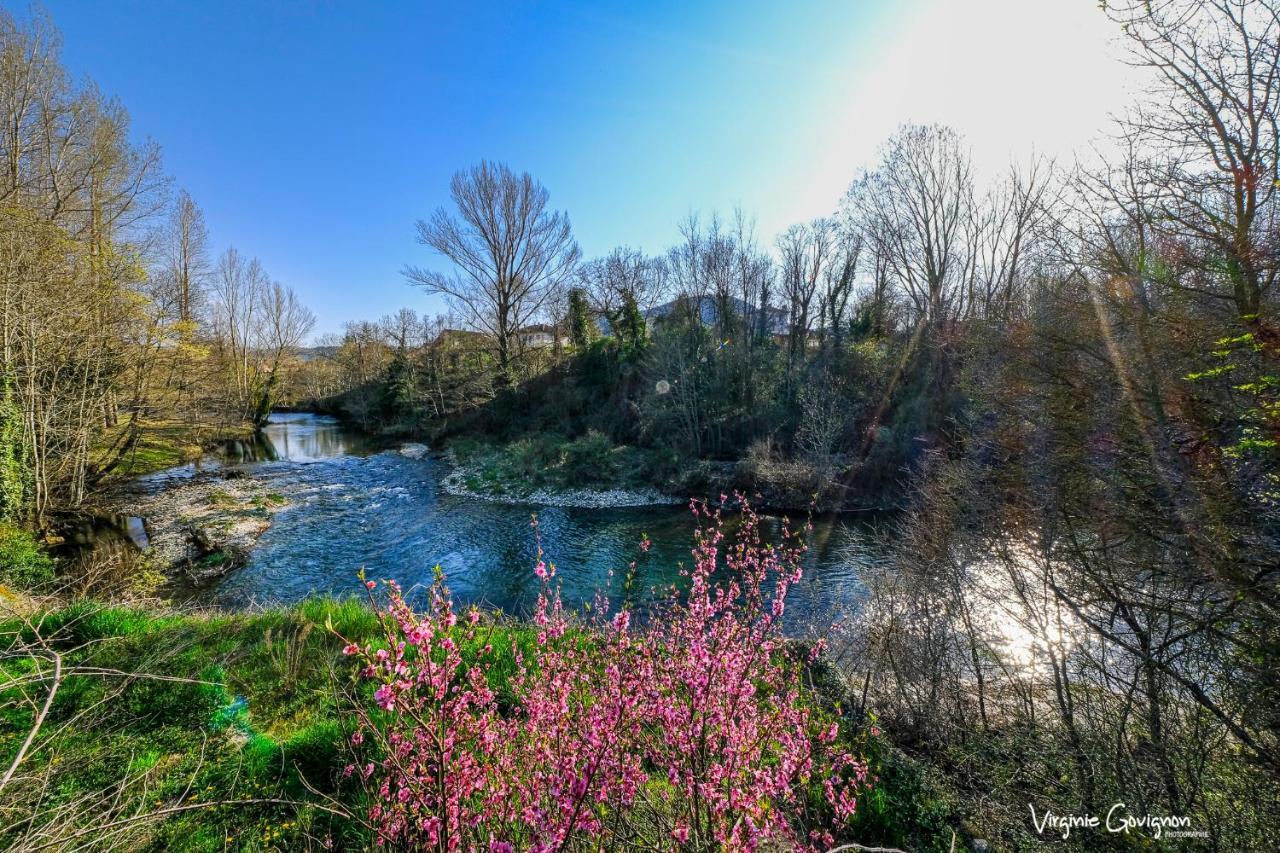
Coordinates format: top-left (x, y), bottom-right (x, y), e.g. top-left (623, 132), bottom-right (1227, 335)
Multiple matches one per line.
top-left (210, 248), bottom-right (264, 413)
top-left (844, 124), bottom-right (976, 328)
top-left (1106, 0), bottom-right (1279, 325)
top-left (965, 158), bottom-right (1050, 322)
top-left (160, 189), bottom-right (211, 327)
top-left (777, 217), bottom-right (836, 368)
top-left (404, 161), bottom-right (580, 388)
top-left (253, 279), bottom-right (315, 424)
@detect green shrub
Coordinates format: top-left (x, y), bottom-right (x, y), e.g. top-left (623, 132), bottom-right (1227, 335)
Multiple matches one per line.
top-left (847, 731), bottom-right (956, 852)
top-left (561, 430), bottom-right (617, 484)
top-left (0, 522), bottom-right (54, 588)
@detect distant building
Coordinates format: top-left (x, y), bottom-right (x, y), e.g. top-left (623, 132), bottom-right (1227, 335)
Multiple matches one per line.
top-left (515, 323), bottom-right (567, 349)
top-left (427, 328), bottom-right (491, 369)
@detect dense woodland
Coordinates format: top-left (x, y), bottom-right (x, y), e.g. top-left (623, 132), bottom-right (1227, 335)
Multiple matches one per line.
top-left (1, 0), bottom-right (1279, 849)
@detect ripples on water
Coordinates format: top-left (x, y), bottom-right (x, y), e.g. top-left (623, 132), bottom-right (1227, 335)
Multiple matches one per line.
top-left (157, 413), bottom-right (882, 627)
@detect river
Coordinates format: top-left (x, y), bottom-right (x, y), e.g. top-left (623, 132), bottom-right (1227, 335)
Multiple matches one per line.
top-left (134, 413), bottom-right (885, 626)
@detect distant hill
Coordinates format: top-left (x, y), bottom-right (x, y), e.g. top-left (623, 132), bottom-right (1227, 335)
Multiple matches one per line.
top-left (643, 295), bottom-right (789, 335)
top-left (296, 345), bottom-right (341, 362)
top-left (595, 295), bottom-right (788, 336)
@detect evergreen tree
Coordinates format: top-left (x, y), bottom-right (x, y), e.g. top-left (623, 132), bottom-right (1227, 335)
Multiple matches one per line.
top-left (617, 289), bottom-right (646, 354)
top-left (567, 287), bottom-right (593, 350)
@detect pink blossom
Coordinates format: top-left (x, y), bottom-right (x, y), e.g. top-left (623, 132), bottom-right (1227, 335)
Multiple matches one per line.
top-left (338, 497), bottom-right (866, 851)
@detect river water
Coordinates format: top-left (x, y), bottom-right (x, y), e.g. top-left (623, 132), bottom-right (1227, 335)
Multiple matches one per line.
top-left (144, 413), bottom-right (885, 625)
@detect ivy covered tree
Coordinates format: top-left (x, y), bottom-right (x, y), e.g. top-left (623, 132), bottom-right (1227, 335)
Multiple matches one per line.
top-left (566, 287), bottom-right (593, 350)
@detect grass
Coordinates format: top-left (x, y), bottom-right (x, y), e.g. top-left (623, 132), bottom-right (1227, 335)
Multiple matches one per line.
top-left (0, 522), bottom-right (55, 588)
top-left (206, 489), bottom-right (240, 508)
top-left (0, 596), bottom-right (541, 851)
top-left (92, 418), bottom-right (255, 480)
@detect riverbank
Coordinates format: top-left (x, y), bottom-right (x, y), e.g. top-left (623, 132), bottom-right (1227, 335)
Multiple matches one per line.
top-left (439, 437), bottom-right (881, 512)
top-left (92, 418), bottom-right (257, 481)
top-left (315, 400), bottom-right (890, 512)
top-left (0, 596), bottom-right (528, 850)
top-left (0, 592), bottom-right (941, 852)
top-left (441, 433), bottom-right (684, 506)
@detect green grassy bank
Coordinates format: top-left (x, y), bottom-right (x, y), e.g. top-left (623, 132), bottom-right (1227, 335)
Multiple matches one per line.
top-left (91, 418), bottom-right (257, 481)
top-left (0, 591), bottom-right (956, 852)
top-left (0, 597), bottom-right (543, 851)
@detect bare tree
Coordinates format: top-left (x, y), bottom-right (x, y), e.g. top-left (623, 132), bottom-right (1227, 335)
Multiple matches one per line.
top-left (1106, 0), bottom-right (1280, 324)
top-left (777, 218), bottom-right (836, 368)
top-left (818, 227), bottom-right (862, 349)
top-left (210, 248), bottom-right (265, 413)
top-left (253, 280), bottom-right (315, 424)
top-left (966, 158), bottom-right (1050, 322)
top-left (729, 209), bottom-right (774, 344)
top-left (160, 189), bottom-right (211, 327)
top-left (208, 250), bottom-right (313, 423)
top-left (844, 124), bottom-right (976, 327)
top-left (404, 161), bottom-right (580, 388)
top-left (380, 307), bottom-right (426, 354)
top-left (578, 247), bottom-right (669, 321)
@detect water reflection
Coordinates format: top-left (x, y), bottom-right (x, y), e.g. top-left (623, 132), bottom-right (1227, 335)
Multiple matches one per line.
top-left (49, 511), bottom-right (150, 575)
top-left (254, 412), bottom-right (377, 462)
top-left (966, 545), bottom-right (1083, 673)
top-left (130, 413), bottom-right (381, 489)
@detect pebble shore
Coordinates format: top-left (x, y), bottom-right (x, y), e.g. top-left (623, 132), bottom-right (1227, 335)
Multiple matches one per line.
top-left (109, 473), bottom-right (286, 582)
top-left (437, 451), bottom-right (682, 509)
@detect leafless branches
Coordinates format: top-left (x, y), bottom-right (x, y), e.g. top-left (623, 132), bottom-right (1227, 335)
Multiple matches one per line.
top-left (1106, 0), bottom-right (1280, 320)
top-left (404, 161), bottom-right (580, 388)
top-left (844, 125), bottom-right (976, 328)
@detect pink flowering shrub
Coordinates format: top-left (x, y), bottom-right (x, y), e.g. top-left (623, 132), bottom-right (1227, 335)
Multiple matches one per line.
top-left (336, 498), bottom-right (866, 851)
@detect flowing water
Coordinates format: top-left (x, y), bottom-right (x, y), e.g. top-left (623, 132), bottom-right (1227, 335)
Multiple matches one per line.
top-left (141, 413), bottom-right (885, 624)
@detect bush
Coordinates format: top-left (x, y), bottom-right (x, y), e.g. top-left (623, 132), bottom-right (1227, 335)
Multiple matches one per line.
top-left (337, 500), bottom-right (867, 850)
top-left (560, 429), bottom-right (617, 484)
top-left (0, 522), bottom-right (55, 588)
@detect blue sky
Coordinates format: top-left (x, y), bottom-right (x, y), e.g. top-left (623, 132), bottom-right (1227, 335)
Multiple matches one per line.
top-left (31, 0), bottom-right (1127, 337)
